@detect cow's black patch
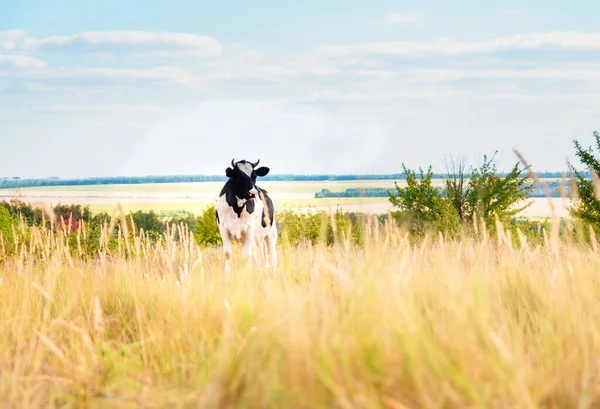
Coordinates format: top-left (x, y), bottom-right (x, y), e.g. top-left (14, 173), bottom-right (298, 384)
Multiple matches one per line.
top-left (257, 186), bottom-right (275, 228)
top-left (220, 179), bottom-right (243, 218)
top-left (246, 199), bottom-right (255, 214)
top-left (219, 179), bottom-right (257, 218)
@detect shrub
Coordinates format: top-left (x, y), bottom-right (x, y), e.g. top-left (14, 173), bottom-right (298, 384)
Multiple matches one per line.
top-left (387, 165), bottom-right (460, 236)
top-left (0, 206), bottom-right (18, 254)
top-left (388, 153), bottom-right (533, 237)
top-left (194, 204), bottom-right (222, 246)
top-left (569, 130), bottom-right (600, 231)
top-left (277, 207), bottom-right (367, 247)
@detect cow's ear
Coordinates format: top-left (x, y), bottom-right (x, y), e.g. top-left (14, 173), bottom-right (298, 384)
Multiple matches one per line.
top-left (255, 166), bottom-right (270, 177)
top-left (226, 167), bottom-right (235, 177)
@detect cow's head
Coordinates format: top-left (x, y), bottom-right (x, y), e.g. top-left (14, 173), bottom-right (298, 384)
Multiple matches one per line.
top-left (225, 158), bottom-right (270, 200)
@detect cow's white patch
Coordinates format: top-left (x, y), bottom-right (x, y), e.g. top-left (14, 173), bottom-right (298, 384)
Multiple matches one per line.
top-left (236, 195), bottom-right (246, 208)
top-left (237, 162), bottom-right (253, 177)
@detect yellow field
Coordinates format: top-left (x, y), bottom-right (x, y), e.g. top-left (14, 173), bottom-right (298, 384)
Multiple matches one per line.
top-left (0, 179), bottom-right (570, 218)
top-left (0, 212), bottom-right (598, 407)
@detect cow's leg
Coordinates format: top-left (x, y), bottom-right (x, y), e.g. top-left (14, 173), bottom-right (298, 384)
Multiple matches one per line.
top-left (262, 237), bottom-right (269, 268)
top-left (255, 236), bottom-right (268, 269)
top-left (265, 225), bottom-right (278, 273)
top-left (253, 236), bottom-right (265, 267)
top-left (223, 237), bottom-right (233, 273)
top-left (218, 223), bottom-right (232, 273)
top-left (241, 228), bottom-right (255, 263)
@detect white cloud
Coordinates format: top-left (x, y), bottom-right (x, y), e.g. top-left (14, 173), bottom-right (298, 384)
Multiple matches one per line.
top-left (189, 61), bottom-right (340, 85)
top-left (0, 30), bottom-right (27, 51)
top-left (319, 31), bottom-right (600, 56)
top-left (229, 43), bottom-right (265, 60)
top-left (2, 28), bottom-right (600, 121)
top-left (8, 62), bottom-right (337, 89)
top-left (21, 66), bottom-right (193, 84)
top-left (34, 104), bottom-right (166, 113)
top-left (503, 9), bottom-right (522, 16)
top-left (310, 90), bottom-right (389, 102)
top-left (21, 30), bottom-right (222, 57)
top-left (0, 54), bottom-right (47, 69)
top-left (385, 12), bottom-right (420, 23)
top-left (402, 67), bottom-right (600, 83)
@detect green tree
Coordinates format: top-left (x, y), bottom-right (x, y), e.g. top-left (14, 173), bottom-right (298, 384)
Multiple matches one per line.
top-left (0, 200), bottom-right (47, 227)
top-left (466, 152), bottom-right (533, 229)
top-left (388, 153), bottom-right (533, 236)
top-left (444, 154), bottom-right (471, 224)
top-left (569, 130), bottom-right (600, 229)
top-left (92, 212), bottom-right (112, 227)
top-left (387, 164), bottom-right (460, 236)
top-left (128, 210), bottom-right (166, 237)
top-left (54, 204), bottom-right (92, 223)
top-left (168, 213), bottom-right (197, 233)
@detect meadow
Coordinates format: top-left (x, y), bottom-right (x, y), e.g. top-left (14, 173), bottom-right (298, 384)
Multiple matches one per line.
top-left (0, 204), bottom-right (599, 408)
top-left (0, 174), bottom-right (589, 408)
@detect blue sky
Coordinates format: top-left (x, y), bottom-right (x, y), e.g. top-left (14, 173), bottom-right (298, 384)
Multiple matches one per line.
top-left (1, 0), bottom-right (600, 178)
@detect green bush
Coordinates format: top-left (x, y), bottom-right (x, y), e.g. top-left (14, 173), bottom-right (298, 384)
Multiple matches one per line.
top-left (194, 204), bottom-right (222, 246)
top-left (388, 165), bottom-right (460, 237)
top-left (277, 209), bottom-right (328, 246)
top-left (128, 210), bottom-right (165, 238)
top-left (0, 200), bottom-right (48, 228)
top-left (0, 206), bottom-right (18, 253)
top-left (167, 213), bottom-right (197, 233)
top-left (277, 208), bottom-right (366, 247)
top-left (570, 130), bottom-right (600, 231)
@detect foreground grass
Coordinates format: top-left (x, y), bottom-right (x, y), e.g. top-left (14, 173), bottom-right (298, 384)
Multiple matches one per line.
top-left (1, 216), bottom-right (600, 408)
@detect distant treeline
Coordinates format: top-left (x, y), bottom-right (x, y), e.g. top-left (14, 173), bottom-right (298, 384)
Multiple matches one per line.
top-left (0, 171), bottom-right (584, 190)
top-left (315, 179), bottom-right (577, 199)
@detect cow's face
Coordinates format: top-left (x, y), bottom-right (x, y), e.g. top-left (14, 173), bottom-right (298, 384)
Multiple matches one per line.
top-left (225, 159), bottom-right (270, 200)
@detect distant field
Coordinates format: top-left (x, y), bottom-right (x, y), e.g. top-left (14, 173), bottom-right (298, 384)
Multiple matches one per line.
top-left (85, 198), bottom-right (393, 216)
top-left (84, 198), bottom-right (569, 219)
top-left (0, 180), bottom-right (397, 206)
top-left (4, 177), bottom-right (563, 193)
top-left (10, 180), bottom-right (408, 193)
top-left (0, 179), bottom-right (571, 218)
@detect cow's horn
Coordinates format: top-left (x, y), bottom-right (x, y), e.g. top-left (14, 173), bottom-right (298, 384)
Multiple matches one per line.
top-left (231, 158), bottom-right (235, 168)
top-left (251, 159), bottom-right (260, 167)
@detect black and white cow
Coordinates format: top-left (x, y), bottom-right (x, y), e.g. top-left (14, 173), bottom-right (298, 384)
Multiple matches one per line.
top-left (215, 158), bottom-right (277, 272)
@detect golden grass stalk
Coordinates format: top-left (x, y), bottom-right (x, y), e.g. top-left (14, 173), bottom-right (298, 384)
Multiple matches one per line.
top-left (513, 149), bottom-right (560, 257)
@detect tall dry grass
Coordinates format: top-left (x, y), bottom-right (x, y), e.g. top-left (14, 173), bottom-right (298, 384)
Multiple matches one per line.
top-left (1, 205), bottom-right (600, 409)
